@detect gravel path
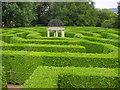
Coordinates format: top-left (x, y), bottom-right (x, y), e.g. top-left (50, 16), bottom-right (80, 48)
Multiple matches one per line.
top-left (7, 84), bottom-right (22, 90)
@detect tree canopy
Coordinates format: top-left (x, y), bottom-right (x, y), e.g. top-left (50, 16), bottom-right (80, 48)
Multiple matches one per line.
top-left (2, 2), bottom-right (118, 28)
top-left (2, 2), bottom-right (37, 27)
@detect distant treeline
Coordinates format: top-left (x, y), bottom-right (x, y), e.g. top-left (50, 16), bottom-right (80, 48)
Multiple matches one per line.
top-left (2, 2), bottom-right (120, 28)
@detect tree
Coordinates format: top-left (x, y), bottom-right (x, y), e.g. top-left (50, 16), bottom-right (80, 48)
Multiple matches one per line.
top-left (2, 2), bottom-right (37, 27)
top-left (117, 2), bottom-right (120, 28)
top-left (49, 2), bottom-right (97, 26)
top-left (96, 9), bottom-right (117, 27)
top-left (34, 2), bottom-right (51, 26)
top-left (101, 19), bottom-right (115, 28)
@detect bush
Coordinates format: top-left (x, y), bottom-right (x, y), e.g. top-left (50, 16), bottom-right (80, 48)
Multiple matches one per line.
top-left (102, 19), bottom-right (115, 28)
top-left (23, 66), bottom-right (119, 88)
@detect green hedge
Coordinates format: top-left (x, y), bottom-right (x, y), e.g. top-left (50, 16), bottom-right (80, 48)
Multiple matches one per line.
top-left (10, 36), bottom-right (117, 53)
top-left (75, 35), bottom-right (119, 47)
top-left (2, 50), bottom-right (118, 84)
top-left (10, 37), bottom-right (71, 45)
top-left (26, 37), bottom-right (72, 40)
top-left (74, 32), bottom-right (102, 38)
top-left (106, 33), bottom-right (119, 40)
top-left (65, 32), bottom-right (75, 38)
top-left (23, 66), bottom-right (119, 88)
top-left (2, 34), bottom-right (15, 43)
top-left (16, 32), bottom-right (28, 38)
top-left (0, 66), bottom-right (7, 89)
top-left (26, 33), bottom-right (41, 39)
top-left (2, 44), bottom-right (86, 53)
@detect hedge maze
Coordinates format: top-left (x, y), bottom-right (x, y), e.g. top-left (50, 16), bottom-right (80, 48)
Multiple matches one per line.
top-left (1, 27), bottom-right (120, 88)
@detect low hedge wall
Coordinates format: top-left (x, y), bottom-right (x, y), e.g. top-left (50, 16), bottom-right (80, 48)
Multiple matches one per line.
top-left (26, 33), bottom-right (41, 39)
top-left (2, 50), bottom-right (118, 84)
top-left (10, 37), bottom-right (71, 45)
top-left (2, 34), bottom-right (15, 43)
top-left (75, 35), bottom-right (119, 47)
top-left (16, 32), bottom-right (29, 39)
top-left (10, 36), bottom-right (117, 53)
top-left (106, 33), bottom-right (119, 40)
top-left (26, 37), bottom-right (72, 40)
top-left (23, 66), bottom-right (119, 88)
top-left (2, 44), bottom-right (86, 53)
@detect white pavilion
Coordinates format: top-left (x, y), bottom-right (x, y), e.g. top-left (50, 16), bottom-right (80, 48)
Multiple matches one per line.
top-left (47, 19), bottom-right (65, 37)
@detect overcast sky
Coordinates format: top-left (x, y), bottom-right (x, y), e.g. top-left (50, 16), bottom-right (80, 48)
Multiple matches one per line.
top-left (93, 0), bottom-right (120, 9)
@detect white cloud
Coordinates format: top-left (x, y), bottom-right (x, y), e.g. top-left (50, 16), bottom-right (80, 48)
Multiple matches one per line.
top-left (93, 0), bottom-right (120, 9)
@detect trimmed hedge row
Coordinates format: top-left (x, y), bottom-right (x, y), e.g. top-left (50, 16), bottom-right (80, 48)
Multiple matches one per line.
top-left (2, 44), bottom-right (86, 53)
top-left (26, 33), bottom-right (41, 39)
top-left (2, 34), bottom-right (15, 43)
top-left (74, 34), bottom-right (119, 47)
top-left (26, 37), bottom-right (72, 40)
top-left (105, 33), bottom-right (119, 40)
top-left (10, 36), bottom-right (117, 53)
top-left (2, 50), bottom-right (118, 84)
top-left (100, 32), bottom-right (119, 40)
top-left (23, 66), bottom-right (119, 88)
top-left (16, 32), bottom-right (29, 39)
top-left (78, 31), bottom-right (102, 37)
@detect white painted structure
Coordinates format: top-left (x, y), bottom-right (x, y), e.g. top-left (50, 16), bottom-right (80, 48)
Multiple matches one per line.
top-left (47, 27), bottom-right (65, 37)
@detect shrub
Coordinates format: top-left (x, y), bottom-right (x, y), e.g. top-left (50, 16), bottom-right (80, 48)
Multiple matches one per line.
top-left (102, 19), bottom-right (115, 28)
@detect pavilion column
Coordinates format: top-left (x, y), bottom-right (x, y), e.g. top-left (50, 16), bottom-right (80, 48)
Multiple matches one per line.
top-left (56, 30), bottom-right (58, 37)
top-left (47, 30), bottom-right (50, 37)
top-left (61, 30), bottom-right (65, 37)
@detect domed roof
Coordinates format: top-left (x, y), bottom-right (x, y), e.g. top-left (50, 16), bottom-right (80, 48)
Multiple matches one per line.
top-left (48, 19), bottom-right (64, 26)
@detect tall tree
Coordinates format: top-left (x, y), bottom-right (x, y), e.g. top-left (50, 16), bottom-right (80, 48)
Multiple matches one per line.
top-left (118, 1), bottom-right (120, 28)
top-left (96, 9), bottom-right (116, 27)
top-left (49, 2), bottom-right (97, 26)
top-left (2, 2), bottom-right (37, 27)
top-left (34, 2), bottom-right (50, 26)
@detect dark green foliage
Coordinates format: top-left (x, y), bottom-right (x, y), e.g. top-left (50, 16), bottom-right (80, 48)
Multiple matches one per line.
top-left (2, 2), bottom-right (117, 27)
top-left (58, 75), bottom-right (119, 88)
top-left (102, 19), bottom-right (116, 28)
top-left (2, 2), bottom-right (37, 27)
top-left (117, 3), bottom-right (120, 28)
top-left (50, 2), bottom-right (97, 26)
top-left (96, 9), bottom-right (117, 27)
